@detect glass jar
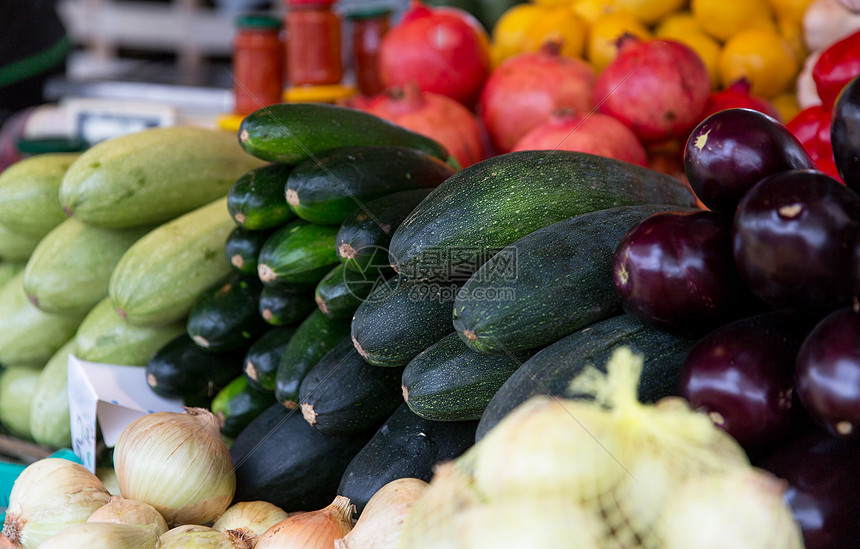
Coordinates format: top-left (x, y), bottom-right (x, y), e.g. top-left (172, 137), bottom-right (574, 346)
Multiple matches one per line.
top-left (347, 6), bottom-right (391, 96)
top-left (285, 0), bottom-right (344, 86)
top-left (232, 14), bottom-right (284, 115)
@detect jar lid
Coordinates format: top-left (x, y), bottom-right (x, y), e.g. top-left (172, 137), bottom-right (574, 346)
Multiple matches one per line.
top-left (344, 4), bottom-right (393, 19)
top-left (235, 14), bottom-right (282, 29)
top-left (16, 137), bottom-right (89, 155)
top-left (287, 0), bottom-right (337, 6)
top-left (283, 84), bottom-right (357, 103)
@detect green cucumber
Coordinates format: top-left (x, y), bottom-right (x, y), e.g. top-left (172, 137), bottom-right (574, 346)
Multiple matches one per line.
top-left (60, 126), bottom-right (265, 228)
top-left (257, 219), bottom-right (340, 291)
top-left (23, 218), bottom-right (150, 316)
top-left (274, 309), bottom-right (351, 408)
top-left (0, 261), bottom-right (25, 291)
top-left (401, 333), bottom-right (533, 422)
top-left (211, 375), bottom-right (276, 439)
top-left (225, 226), bottom-right (276, 276)
top-left (0, 366), bottom-right (40, 440)
top-left (389, 150), bottom-right (698, 279)
top-left (475, 313), bottom-right (700, 440)
top-left (74, 297), bottom-right (186, 366)
top-left (244, 325), bottom-right (298, 392)
top-left (0, 152), bottom-right (78, 237)
top-left (29, 339), bottom-right (76, 449)
top-left (453, 204), bottom-right (694, 353)
top-left (186, 274), bottom-right (269, 352)
top-left (351, 275), bottom-right (457, 367)
top-left (314, 263), bottom-right (383, 320)
top-left (259, 286), bottom-right (316, 326)
top-left (0, 221), bottom-right (41, 261)
top-left (298, 336), bottom-right (403, 436)
top-left (109, 196), bottom-right (235, 326)
top-left (336, 188), bottom-right (434, 272)
top-left (238, 102), bottom-right (452, 166)
top-left (285, 146), bottom-right (454, 225)
top-left (227, 163), bottom-right (296, 230)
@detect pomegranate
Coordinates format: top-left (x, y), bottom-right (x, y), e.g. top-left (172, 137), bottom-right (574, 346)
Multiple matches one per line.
top-left (478, 41), bottom-right (597, 153)
top-left (594, 35), bottom-right (711, 144)
top-left (377, 2), bottom-right (491, 107)
top-left (700, 78), bottom-right (783, 122)
top-left (511, 110), bottom-right (648, 166)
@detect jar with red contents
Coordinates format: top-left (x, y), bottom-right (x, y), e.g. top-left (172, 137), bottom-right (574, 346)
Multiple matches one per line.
top-left (232, 14), bottom-right (284, 115)
top-left (285, 0), bottom-right (344, 86)
top-left (346, 6), bottom-right (391, 96)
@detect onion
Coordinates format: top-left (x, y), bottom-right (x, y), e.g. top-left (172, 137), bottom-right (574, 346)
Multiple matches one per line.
top-left (212, 501), bottom-right (289, 549)
top-left (87, 496), bottom-right (169, 537)
top-left (256, 496), bottom-right (354, 549)
top-left (157, 525), bottom-right (241, 548)
top-left (37, 522), bottom-right (160, 549)
top-left (334, 478), bottom-right (428, 549)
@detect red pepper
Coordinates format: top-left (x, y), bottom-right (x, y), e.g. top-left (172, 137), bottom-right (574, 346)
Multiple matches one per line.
top-left (785, 106), bottom-right (844, 183)
top-left (812, 29), bottom-right (860, 110)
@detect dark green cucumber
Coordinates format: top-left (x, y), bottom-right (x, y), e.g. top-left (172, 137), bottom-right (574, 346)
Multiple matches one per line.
top-left (351, 275), bottom-right (458, 367)
top-left (402, 332), bottom-right (534, 422)
top-left (453, 204), bottom-right (695, 353)
top-left (475, 313), bottom-right (700, 441)
top-left (186, 274), bottom-right (269, 352)
top-left (258, 285), bottom-right (316, 326)
top-left (337, 403), bottom-right (477, 515)
top-left (231, 403), bottom-right (372, 512)
top-left (285, 146), bottom-right (454, 225)
top-left (274, 309), bottom-right (351, 408)
top-left (238, 103), bottom-right (452, 166)
top-left (257, 219), bottom-right (340, 291)
top-left (211, 375), bottom-right (277, 439)
top-left (299, 336), bottom-right (403, 436)
top-left (227, 163), bottom-right (296, 230)
top-left (389, 150), bottom-right (698, 280)
top-left (225, 226), bottom-right (276, 276)
top-left (336, 188), bottom-right (434, 272)
top-left (314, 263), bottom-right (385, 320)
top-left (243, 325), bottom-right (298, 392)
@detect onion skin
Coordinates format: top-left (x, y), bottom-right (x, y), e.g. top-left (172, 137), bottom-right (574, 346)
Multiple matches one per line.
top-left (334, 478), bottom-right (428, 549)
top-left (255, 496), bottom-right (354, 549)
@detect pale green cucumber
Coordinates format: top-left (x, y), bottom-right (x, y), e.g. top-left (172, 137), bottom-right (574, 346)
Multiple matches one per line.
top-left (60, 126), bottom-right (265, 228)
top-left (0, 261), bottom-right (25, 290)
top-left (0, 272), bottom-right (85, 367)
top-left (29, 338), bottom-right (76, 449)
top-left (0, 221), bottom-right (41, 261)
top-left (23, 218), bottom-right (150, 316)
top-left (0, 366), bottom-right (41, 440)
top-left (109, 196), bottom-right (235, 326)
top-left (74, 297), bottom-right (185, 366)
top-left (0, 152), bottom-right (78, 237)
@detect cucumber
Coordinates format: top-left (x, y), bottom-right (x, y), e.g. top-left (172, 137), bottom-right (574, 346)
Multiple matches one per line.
top-left (60, 126), bottom-right (265, 228)
top-left (453, 204), bottom-right (694, 353)
top-left (336, 188), bottom-right (434, 272)
top-left (0, 221), bottom-right (41, 261)
top-left (314, 263), bottom-right (383, 320)
top-left (29, 339), bottom-right (76, 449)
top-left (299, 336), bottom-right (404, 436)
top-left (285, 146), bottom-right (454, 225)
top-left (109, 196), bottom-right (235, 326)
top-left (210, 375), bottom-right (277, 439)
top-left (402, 333), bottom-right (533, 422)
top-left (337, 403), bottom-right (477, 515)
top-left (351, 275), bottom-right (457, 368)
top-left (230, 402), bottom-right (372, 512)
top-left (23, 218), bottom-right (150, 316)
top-left (389, 150), bottom-right (698, 279)
top-left (0, 152), bottom-right (78, 237)
top-left (227, 163), bottom-right (296, 230)
top-left (225, 226), bottom-right (276, 276)
top-left (259, 286), bottom-right (316, 326)
top-left (74, 297), bottom-right (186, 366)
top-left (257, 219), bottom-right (340, 291)
top-left (244, 325), bottom-right (298, 392)
top-left (0, 261), bottom-right (25, 291)
top-left (238, 102), bottom-right (452, 166)
top-left (274, 309), bottom-right (351, 408)
top-left (0, 367), bottom-right (41, 440)
top-left (186, 274), bottom-right (269, 352)
top-left (475, 313), bottom-right (700, 440)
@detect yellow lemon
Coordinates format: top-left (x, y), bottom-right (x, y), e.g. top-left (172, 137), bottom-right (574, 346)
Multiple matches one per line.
top-left (519, 7), bottom-right (588, 58)
top-left (612, 0), bottom-right (687, 26)
top-left (691, 0), bottom-right (775, 41)
top-left (718, 27), bottom-right (799, 97)
top-left (571, 0), bottom-right (616, 24)
top-left (768, 0), bottom-right (815, 22)
top-left (770, 90), bottom-right (801, 122)
top-left (665, 32), bottom-right (722, 89)
top-left (776, 16), bottom-right (808, 64)
top-left (586, 12), bottom-right (651, 71)
top-left (491, 3), bottom-right (544, 64)
top-left (655, 11), bottom-right (705, 39)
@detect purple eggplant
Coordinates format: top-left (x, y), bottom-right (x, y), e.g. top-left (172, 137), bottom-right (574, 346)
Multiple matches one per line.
top-left (832, 73), bottom-right (860, 193)
top-left (684, 108), bottom-right (816, 214)
top-left (733, 169), bottom-right (860, 317)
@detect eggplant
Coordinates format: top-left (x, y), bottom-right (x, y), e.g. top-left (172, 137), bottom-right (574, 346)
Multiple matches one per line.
top-left (831, 73), bottom-right (860, 193)
top-left (683, 108), bottom-right (815, 214)
top-left (732, 169), bottom-right (860, 317)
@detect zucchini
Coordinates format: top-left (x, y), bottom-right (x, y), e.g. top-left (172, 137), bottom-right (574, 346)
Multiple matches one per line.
top-left (23, 218), bottom-right (149, 316)
top-left (0, 366), bottom-right (40, 440)
top-left (336, 188), bottom-right (434, 272)
top-left (225, 226), bottom-right (276, 276)
top-left (402, 333), bottom-right (533, 422)
top-left (210, 375), bottom-right (276, 439)
top-left (298, 336), bottom-right (404, 436)
top-left (0, 261), bottom-right (25, 291)
top-left (29, 339), bottom-right (76, 449)
top-left (453, 204), bottom-right (694, 353)
top-left (238, 102), bottom-right (452, 166)
top-left (475, 313), bottom-right (699, 440)
top-left (351, 275), bottom-right (457, 367)
top-left (74, 297), bottom-right (186, 366)
top-left (109, 196), bottom-right (235, 326)
top-left (230, 402), bottom-right (372, 512)
top-left (257, 219), bottom-right (340, 291)
top-left (186, 274), bottom-right (268, 352)
top-left (60, 126), bottom-right (265, 228)
top-left (227, 163), bottom-right (296, 230)
top-left (0, 221), bottom-right (41, 261)
top-left (0, 152), bottom-right (78, 237)
top-left (314, 263), bottom-right (384, 320)
top-left (274, 309), bottom-right (351, 409)
top-left (337, 403), bottom-right (477, 515)
top-left (389, 150), bottom-right (698, 279)
top-left (244, 325), bottom-right (298, 392)
top-left (285, 146), bottom-right (454, 225)
top-left (259, 286), bottom-right (316, 326)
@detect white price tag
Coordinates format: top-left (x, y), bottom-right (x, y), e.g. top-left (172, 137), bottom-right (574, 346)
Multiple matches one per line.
top-left (64, 98), bottom-right (178, 145)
